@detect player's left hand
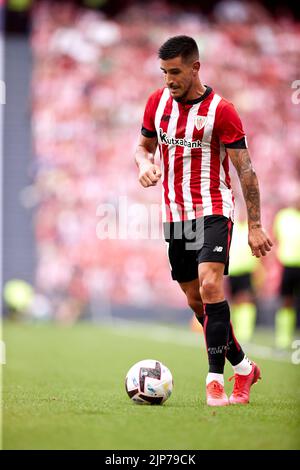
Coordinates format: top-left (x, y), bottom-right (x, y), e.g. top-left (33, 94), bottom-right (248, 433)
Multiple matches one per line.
top-left (248, 226), bottom-right (273, 257)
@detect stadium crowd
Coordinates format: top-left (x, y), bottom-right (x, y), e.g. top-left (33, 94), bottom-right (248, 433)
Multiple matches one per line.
top-left (28, 0), bottom-right (300, 321)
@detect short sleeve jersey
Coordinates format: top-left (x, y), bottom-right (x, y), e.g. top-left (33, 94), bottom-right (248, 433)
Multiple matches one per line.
top-left (141, 86), bottom-right (247, 222)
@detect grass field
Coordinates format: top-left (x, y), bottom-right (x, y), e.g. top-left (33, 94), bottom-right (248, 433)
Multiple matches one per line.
top-left (2, 321), bottom-right (300, 450)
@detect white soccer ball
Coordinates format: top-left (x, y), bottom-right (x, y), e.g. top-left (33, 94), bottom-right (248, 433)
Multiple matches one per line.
top-left (125, 359), bottom-right (173, 405)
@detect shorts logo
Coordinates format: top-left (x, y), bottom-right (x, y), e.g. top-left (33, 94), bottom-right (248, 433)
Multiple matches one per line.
top-left (194, 115), bottom-right (207, 131)
top-left (213, 246), bottom-right (223, 252)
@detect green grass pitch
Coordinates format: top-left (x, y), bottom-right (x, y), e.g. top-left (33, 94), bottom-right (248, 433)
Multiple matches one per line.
top-left (2, 321), bottom-right (300, 450)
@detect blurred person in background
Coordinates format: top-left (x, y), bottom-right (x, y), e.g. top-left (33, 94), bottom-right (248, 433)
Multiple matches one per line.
top-left (3, 279), bottom-right (34, 320)
top-left (135, 35), bottom-right (273, 407)
top-left (228, 204), bottom-right (259, 343)
top-left (273, 190), bottom-right (300, 349)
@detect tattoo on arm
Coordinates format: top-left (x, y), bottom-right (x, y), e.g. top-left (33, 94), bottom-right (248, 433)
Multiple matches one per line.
top-left (228, 148), bottom-right (261, 227)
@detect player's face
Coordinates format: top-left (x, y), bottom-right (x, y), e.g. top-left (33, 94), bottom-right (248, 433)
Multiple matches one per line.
top-left (160, 56), bottom-right (197, 102)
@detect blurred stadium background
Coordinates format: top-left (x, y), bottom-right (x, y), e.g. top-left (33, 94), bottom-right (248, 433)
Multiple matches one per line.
top-left (2, 0), bottom-right (300, 329)
top-left (1, 0), bottom-right (300, 451)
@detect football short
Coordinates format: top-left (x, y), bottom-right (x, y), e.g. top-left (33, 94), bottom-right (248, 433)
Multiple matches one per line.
top-left (163, 215), bottom-right (233, 283)
top-left (228, 273), bottom-right (253, 296)
top-left (280, 266), bottom-right (300, 297)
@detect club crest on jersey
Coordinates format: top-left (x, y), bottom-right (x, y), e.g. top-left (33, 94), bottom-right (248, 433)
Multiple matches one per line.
top-left (194, 116), bottom-right (207, 131)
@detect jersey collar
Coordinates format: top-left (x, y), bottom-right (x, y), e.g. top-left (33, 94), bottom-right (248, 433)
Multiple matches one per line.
top-left (185, 86), bottom-right (213, 105)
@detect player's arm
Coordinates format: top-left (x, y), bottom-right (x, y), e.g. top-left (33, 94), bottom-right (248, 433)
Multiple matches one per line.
top-left (228, 147), bottom-right (273, 257)
top-left (134, 134), bottom-right (161, 188)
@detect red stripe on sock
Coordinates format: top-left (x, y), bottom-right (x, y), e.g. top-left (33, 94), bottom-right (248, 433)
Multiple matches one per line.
top-left (229, 321), bottom-right (241, 352)
top-left (203, 307), bottom-right (208, 352)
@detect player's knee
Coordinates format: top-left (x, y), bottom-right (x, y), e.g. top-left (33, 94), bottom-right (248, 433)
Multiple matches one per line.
top-left (200, 279), bottom-right (222, 303)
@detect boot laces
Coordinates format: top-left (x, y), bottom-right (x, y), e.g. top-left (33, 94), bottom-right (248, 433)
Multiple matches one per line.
top-left (229, 373), bottom-right (247, 397)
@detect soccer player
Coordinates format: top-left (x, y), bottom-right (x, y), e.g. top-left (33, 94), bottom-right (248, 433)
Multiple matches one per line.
top-left (273, 196), bottom-right (300, 349)
top-left (134, 36), bottom-right (273, 406)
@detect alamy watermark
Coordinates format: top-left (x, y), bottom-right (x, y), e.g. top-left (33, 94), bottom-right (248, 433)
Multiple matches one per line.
top-left (291, 80), bottom-right (300, 104)
top-left (96, 197), bottom-right (204, 250)
top-left (291, 340), bottom-right (300, 365)
top-left (96, 198), bottom-right (161, 240)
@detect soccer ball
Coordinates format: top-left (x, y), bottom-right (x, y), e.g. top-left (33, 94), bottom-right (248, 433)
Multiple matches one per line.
top-left (125, 359), bottom-right (173, 405)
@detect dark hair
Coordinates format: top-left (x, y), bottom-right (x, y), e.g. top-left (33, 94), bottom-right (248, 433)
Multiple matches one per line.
top-left (158, 35), bottom-right (199, 62)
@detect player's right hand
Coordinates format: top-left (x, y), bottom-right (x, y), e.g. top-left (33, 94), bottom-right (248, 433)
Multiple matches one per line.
top-left (138, 163), bottom-right (162, 188)
top-left (248, 226), bottom-right (273, 257)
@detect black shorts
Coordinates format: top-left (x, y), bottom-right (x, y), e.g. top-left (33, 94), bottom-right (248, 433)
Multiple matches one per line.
top-left (280, 266), bottom-right (300, 297)
top-left (228, 273), bottom-right (253, 296)
top-left (164, 215), bottom-right (233, 283)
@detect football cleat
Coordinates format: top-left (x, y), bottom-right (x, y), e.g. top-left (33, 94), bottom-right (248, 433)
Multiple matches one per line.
top-left (229, 362), bottom-right (261, 405)
top-left (206, 380), bottom-right (229, 407)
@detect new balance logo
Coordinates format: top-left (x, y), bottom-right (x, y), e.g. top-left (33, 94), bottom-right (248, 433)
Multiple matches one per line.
top-left (213, 246), bottom-right (223, 252)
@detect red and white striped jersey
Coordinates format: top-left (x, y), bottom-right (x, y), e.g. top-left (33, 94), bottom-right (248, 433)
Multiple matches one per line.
top-left (141, 86), bottom-right (247, 222)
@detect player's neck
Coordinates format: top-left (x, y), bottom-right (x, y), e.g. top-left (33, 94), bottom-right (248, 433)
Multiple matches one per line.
top-left (183, 81), bottom-right (207, 103)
